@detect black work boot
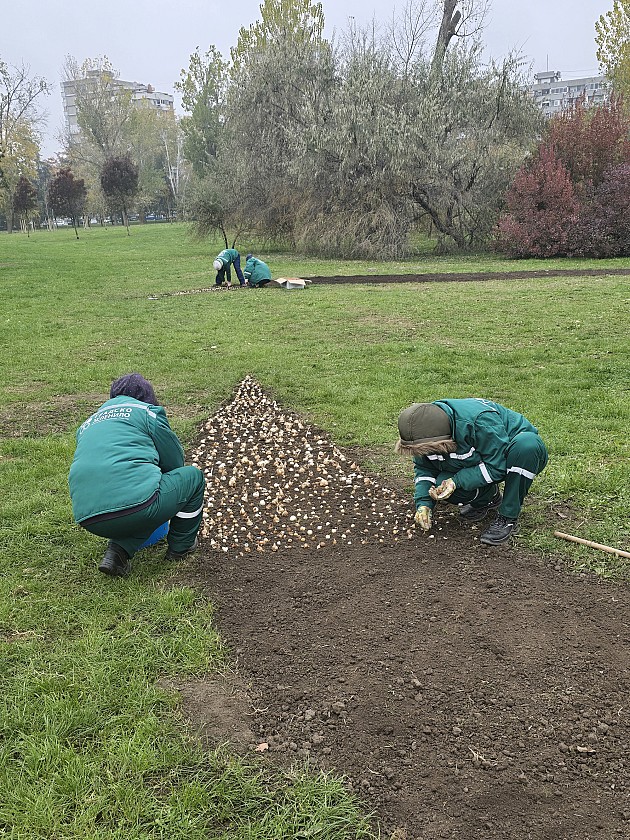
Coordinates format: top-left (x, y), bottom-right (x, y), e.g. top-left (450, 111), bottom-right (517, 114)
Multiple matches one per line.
top-left (459, 490), bottom-right (503, 523)
top-left (165, 537), bottom-right (199, 561)
top-left (480, 514), bottom-right (519, 546)
top-left (98, 541), bottom-right (131, 577)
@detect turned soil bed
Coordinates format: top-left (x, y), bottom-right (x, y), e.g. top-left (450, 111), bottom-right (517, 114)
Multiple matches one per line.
top-left (175, 379), bottom-right (630, 840)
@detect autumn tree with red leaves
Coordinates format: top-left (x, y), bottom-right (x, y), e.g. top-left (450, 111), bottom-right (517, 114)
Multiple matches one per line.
top-left (12, 175), bottom-right (37, 235)
top-left (48, 168), bottom-right (87, 239)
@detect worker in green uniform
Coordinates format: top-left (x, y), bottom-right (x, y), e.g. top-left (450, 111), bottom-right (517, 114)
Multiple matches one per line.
top-left (213, 248), bottom-right (246, 287)
top-left (396, 399), bottom-right (548, 545)
top-left (243, 253), bottom-right (272, 288)
top-left (69, 374), bottom-right (205, 577)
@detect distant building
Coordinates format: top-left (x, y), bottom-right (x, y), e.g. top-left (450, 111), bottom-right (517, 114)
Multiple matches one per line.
top-left (526, 71), bottom-right (609, 116)
top-left (61, 70), bottom-right (174, 135)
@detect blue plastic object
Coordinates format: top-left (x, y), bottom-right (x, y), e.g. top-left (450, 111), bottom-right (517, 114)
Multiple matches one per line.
top-left (140, 521), bottom-right (169, 549)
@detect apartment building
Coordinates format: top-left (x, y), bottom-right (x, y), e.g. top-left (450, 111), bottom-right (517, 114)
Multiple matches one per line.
top-left (62, 70), bottom-right (174, 134)
top-left (527, 70), bottom-right (608, 116)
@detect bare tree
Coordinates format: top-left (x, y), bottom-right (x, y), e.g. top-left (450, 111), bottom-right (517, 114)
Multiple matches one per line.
top-left (431, 0), bottom-right (489, 73)
top-left (62, 56), bottom-right (133, 165)
top-left (388, 0), bottom-right (438, 77)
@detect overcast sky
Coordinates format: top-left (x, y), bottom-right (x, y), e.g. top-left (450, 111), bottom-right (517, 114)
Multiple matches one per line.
top-left (1, 0), bottom-right (613, 158)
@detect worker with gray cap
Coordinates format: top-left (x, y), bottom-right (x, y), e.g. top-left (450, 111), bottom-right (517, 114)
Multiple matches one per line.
top-left (212, 248), bottom-right (246, 287)
top-left (396, 399), bottom-right (547, 545)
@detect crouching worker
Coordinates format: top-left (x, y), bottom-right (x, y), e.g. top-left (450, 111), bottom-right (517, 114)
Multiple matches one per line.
top-left (244, 253), bottom-right (272, 288)
top-left (396, 399), bottom-right (548, 545)
top-left (69, 374), bottom-right (205, 577)
top-left (213, 248), bottom-right (246, 287)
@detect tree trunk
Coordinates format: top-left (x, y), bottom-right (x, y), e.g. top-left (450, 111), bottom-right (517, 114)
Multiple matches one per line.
top-left (431, 0), bottom-right (461, 73)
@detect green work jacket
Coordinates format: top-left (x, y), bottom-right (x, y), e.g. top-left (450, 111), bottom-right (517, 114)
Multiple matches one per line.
top-left (216, 248), bottom-right (240, 266)
top-left (68, 396), bottom-right (185, 523)
top-left (413, 399), bottom-right (539, 509)
top-left (244, 257), bottom-right (272, 286)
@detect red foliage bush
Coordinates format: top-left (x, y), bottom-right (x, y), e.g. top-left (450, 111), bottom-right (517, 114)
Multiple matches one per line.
top-left (549, 97), bottom-right (630, 192)
top-left (591, 162), bottom-right (630, 256)
top-left (496, 144), bottom-right (580, 258)
top-left (497, 97), bottom-right (630, 257)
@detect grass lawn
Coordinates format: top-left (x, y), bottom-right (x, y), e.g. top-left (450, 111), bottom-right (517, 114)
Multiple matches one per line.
top-left (1, 222), bottom-right (629, 838)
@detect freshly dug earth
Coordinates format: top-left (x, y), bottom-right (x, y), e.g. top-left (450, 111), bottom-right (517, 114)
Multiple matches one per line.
top-left (181, 378), bottom-right (630, 839)
top-left (148, 267), bottom-right (630, 298)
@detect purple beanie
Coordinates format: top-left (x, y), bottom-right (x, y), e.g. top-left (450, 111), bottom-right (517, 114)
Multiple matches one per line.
top-left (110, 373), bottom-right (157, 405)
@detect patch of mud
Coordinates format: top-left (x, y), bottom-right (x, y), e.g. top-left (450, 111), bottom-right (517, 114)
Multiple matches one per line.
top-left (163, 674), bottom-right (256, 753)
top-left (148, 268), bottom-right (630, 299)
top-left (306, 268), bottom-right (630, 285)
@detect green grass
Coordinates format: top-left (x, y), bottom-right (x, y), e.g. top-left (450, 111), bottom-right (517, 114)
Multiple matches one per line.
top-left (1, 222), bottom-right (629, 837)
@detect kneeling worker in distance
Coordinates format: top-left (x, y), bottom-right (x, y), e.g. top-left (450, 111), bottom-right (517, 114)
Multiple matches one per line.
top-left (244, 253), bottom-right (272, 288)
top-left (396, 399), bottom-right (548, 545)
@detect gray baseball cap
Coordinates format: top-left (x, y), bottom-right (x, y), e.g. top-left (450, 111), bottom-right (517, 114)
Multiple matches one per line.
top-left (398, 403), bottom-right (451, 445)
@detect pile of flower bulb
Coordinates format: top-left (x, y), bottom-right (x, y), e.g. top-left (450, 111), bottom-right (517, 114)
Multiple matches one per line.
top-left (192, 376), bottom-right (415, 557)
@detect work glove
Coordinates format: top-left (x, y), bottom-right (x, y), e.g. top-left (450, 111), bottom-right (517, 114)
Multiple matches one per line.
top-left (414, 505), bottom-right (433, 531)
top-left (429, 477), bottom-right (456, 501)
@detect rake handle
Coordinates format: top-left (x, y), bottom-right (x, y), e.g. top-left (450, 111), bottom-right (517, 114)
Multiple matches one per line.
top-left (554, 531), bottom-right (630, 560)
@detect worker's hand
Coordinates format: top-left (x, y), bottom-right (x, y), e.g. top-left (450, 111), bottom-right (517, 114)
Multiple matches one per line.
top-left (414, 506), bottom-right (433, 531)
top-left (429, 478), bottom-right (456, 501)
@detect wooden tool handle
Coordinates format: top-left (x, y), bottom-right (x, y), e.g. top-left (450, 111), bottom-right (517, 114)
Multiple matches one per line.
top-left (554, 531), bottom-right (630, 560)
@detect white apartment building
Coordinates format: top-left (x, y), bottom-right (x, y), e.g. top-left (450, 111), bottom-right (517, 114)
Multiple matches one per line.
top-left (527, 70), bottom-right (608, 116)
top-left (62, 70), bottom-right (174, 134)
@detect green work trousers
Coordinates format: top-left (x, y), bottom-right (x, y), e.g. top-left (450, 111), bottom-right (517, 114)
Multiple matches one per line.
top-left (437, 432), bottom-right (548, 520)
top-left (83, 465), bottom-right (205, 557)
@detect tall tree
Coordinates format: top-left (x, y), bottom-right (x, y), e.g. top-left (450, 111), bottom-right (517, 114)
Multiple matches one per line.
top-left (0, 59), bottom-right (49, 232)
top-left (159, 112), bottom-right (189, 218)
top-left (595, 0), bottom-right (630, 103)
top-left (48, 167), bottom-right (87, 239)
top-left (100, 154), bottom-right (139, 233)
top-left (231, 0), bottom-right (325, 69)
top-left (431, 0), bottom-right (488, 73)
top-left (185, 1), bottom-right (331, 245)
top-left (175, 46), bottom-right (227, 178)
top-left (63, 56), bottom-right (134, 165)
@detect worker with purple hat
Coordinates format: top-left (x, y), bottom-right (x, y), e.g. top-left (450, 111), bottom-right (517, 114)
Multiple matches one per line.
top-left (396, 399), bottom-right (547, 545)
top-left (69, 374), bottom-right (204, 576)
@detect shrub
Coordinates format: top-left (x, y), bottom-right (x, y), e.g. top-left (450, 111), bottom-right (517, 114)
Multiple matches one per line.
top-left (495, 144), bottom-right (580, 257)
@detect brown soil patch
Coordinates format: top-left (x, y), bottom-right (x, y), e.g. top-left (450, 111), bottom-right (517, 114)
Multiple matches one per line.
top-left (178, 378), bottom-right (630, 839)
top-left (306, 268), bottom-right (630, 285)
top-left (162, 674), bottom-right (256, 753)
top-left (148, 268), bottom-right (630, 299)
